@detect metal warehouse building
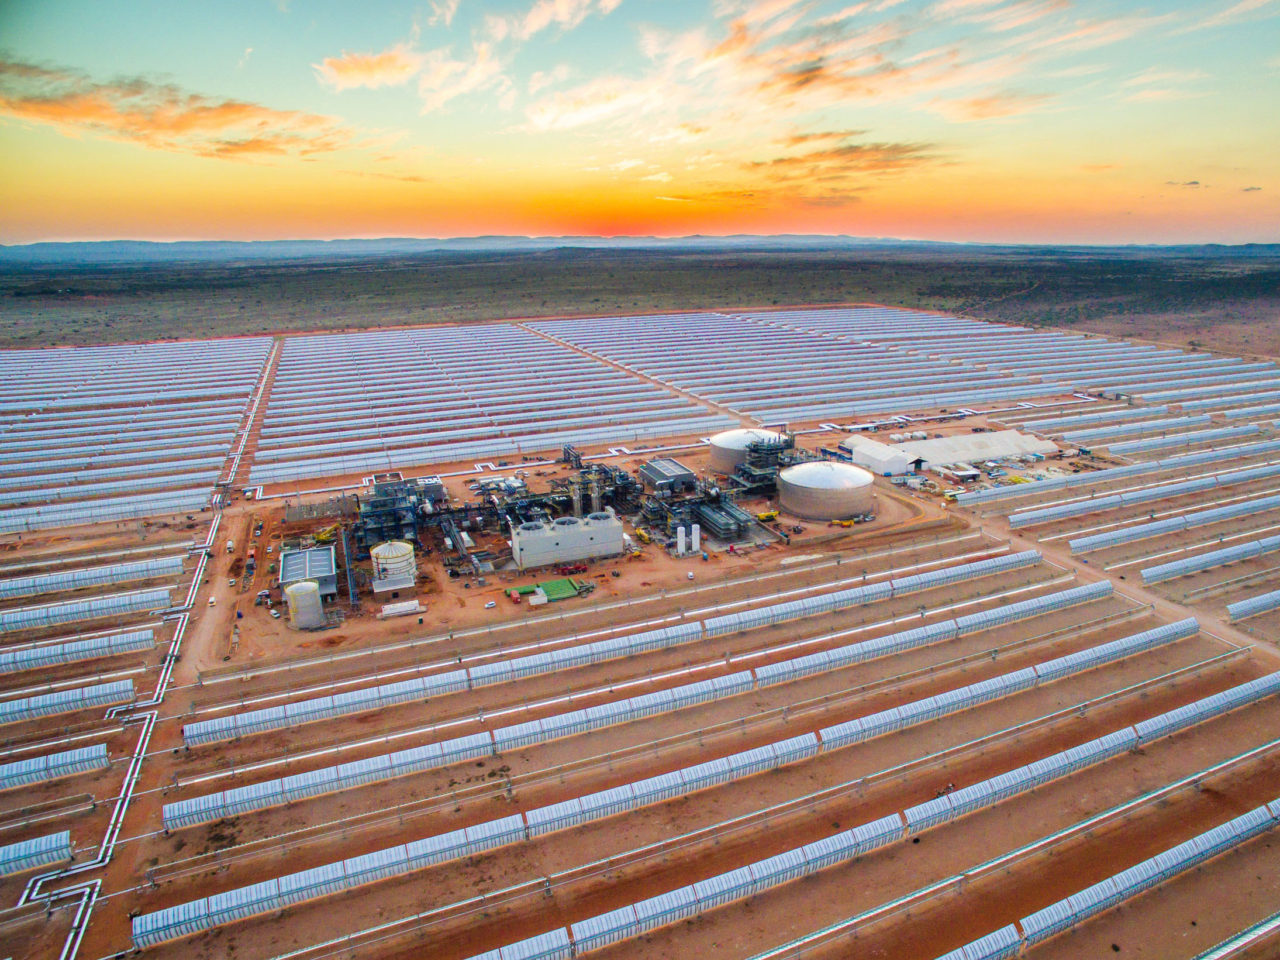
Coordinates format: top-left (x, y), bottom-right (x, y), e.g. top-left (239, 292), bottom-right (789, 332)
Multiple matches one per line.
top-left (277, 545), bottom-right (338, 599)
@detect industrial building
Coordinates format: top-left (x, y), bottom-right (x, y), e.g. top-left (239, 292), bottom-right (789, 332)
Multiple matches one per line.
top-left (837, 435), bottom-right (922, 475)
top-left (510, 509), bottom-right (626, 570)
top-left (777, 462), bottom-right (876, 520)
top-left (896, 429), bottom-right (1058, 468)
top-left (277, 545), bottom-right (338, 599)
top-left (638, 458), bottom-right (698, 494)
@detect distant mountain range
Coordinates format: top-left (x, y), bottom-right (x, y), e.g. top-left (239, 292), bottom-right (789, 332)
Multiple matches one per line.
top-left (1, 235), bottom-right (1277, 265)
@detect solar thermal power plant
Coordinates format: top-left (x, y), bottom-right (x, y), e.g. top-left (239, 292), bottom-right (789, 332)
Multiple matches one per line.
top-left (3, 306), bottom-right (1280, 960)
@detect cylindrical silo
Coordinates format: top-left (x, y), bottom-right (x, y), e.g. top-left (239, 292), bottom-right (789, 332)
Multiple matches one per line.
top-left (370, 540), bottom-right (416, 585)
top-left (777, 462), bottom-right (876, 520)
top-left (707, 428), bottom-right (788, 473)
top-left (285, 581), bottom-right (326, 629)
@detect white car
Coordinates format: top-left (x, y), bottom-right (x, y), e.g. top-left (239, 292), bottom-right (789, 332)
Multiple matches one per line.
top-left (207, 597), bottom-right (217, 606)
top-left (484, 600), bottom-right (497, 609)
top-left (687, 572), bottom-right (695, 580)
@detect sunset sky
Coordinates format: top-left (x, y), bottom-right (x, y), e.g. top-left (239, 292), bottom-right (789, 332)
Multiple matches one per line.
top-left (1, 0), bottom-right (1277, 244)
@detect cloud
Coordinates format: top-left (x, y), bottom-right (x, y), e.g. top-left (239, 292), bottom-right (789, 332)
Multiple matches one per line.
top-left (492, 0), bottom-right (624, 43)
top-left (314, 43), bottom-right (424, 91)
top-left (1165, 180), bottom-right (1203, 187)
top-left (929, 89), bottom-right (1049, 120)
top-left (782, 129), bottom-right (868, 146)
top-left (749, 139), bottom-right (939, 179)
top-left (1122, 67), bottom-right (1209, 87)
top-left (523, 74), bottom-right (665, 130)
top-left (640, 170), bottom-right (672, 182)
top-left (429, 0), bottom-right (461, 27)
top-left (947, 0), bottom-right (1071, 32)
top-left (1195, 0), bottom-right (1278, 30)
top-left (1079, 163), bottom-right (1118, 172)
top-left (1243, 186), bottom-right (1262, 191)
top-left (529, 64), bottom-right (572, 95)
top-left (1030, 13), bottom-right (1176, 52)
top-left (418, 44), bottom-right (505, 112)
top-left (609, 158), bottom-right (643, 170)
top-left (237, 47), bottom-right (254, 69)
top-left (0, 58), bottom-right (356, 160)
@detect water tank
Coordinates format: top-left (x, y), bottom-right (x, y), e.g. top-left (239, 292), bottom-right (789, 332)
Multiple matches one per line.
top-left (370, 540), bottom-right (416, 584)
top-left (778, 462), bottom-right (876, 520)
top-left (285, 581), bottom-right (326, 630)
top-left (708, 428), bottom-right (787, 473)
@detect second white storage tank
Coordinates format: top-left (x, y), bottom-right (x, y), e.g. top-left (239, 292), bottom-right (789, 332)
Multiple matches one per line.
top-left (778, 462), bottom-right (876, 520)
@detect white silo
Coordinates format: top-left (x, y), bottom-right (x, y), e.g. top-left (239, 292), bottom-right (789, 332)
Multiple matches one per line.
top-left (778, 462), bottom-right (876, 520)
top-left (707, 428), bottom-right (788, 474)
top-left (370, 541), bottom-right (416, 586)
top-left (285, 581), bottom-right (326, 629)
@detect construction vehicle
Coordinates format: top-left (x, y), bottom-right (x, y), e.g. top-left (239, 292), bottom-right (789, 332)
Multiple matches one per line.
top-left (312, 524), bottom-right (340, 544)
top-left (830, 518), bottom-right (856, 528)
top-left (634, 528), bottom-right (652, 544)
top-left (756, 510), bottom-right (779, 522)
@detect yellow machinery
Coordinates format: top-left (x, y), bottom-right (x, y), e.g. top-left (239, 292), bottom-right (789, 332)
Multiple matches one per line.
top-left (756, 510), bottom-right (779, 522)
top-left (634, 528), bottom-right (652, 544)
top-left (312, 524), bottom-right (340, 543)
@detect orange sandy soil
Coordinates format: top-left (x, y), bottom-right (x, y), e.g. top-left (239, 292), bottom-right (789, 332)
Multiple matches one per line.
top-left (0, 899), bottom-right (75, 960)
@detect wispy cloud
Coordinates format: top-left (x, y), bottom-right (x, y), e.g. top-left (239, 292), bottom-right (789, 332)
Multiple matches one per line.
top-left (429, 0), bottom-right (461, 27)
top-left (1195, 0), bottom-right (1278, 30)
top-left (523, 74), bottom-right (664, 130)
top-left (529, 64), bottom-right (572, 95)
top-left (237, 47), bottom-right (254, 69)
top-left (314, 43), bottom-right (425, 91)
top-left (0, 58), bottom-right (356, 159)
top-left (929, 89), bottom-right (1049, 120)
top-left (748, 140), bottom-right (939, 186)
top-left (1243, 185), bottom-right (1262, 192)
top-left (418, 44), bottom-right (504, 112)
top-left (491, 0), bottom-right (624, 43)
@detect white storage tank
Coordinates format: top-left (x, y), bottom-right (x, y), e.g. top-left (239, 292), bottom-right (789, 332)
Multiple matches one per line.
top-left (778, 462), bottom-right (876, 520)
top-left (371, 541), bottom-right (415, 581)
top-left (285, 581), bottom-right (326, 629)
top-left (708, 428), bottom-right (787, 473)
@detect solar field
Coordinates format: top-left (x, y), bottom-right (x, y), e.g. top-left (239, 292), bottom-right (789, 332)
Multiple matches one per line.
top-left (1, 306), bottom-right (1279, 960)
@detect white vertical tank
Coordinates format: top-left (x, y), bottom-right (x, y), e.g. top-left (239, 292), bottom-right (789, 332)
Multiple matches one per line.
top-left (676, 527), bottom-right (687, 556)
top-left (370, 541), bottom-right (416, 585)
top-left (285, 581), bottom-right (326, 629)
top-left (691, 524), bottom-right (701, 552)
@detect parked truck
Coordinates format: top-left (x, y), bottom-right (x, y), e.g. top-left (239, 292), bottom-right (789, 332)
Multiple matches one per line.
top-left (226, 539), bottom-right (234, 554)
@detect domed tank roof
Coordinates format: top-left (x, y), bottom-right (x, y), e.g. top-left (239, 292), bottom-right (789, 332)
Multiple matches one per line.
top-left (709, 428), bottom-right (788, 451)
top-left (778, 461), bottom-right (875, 490)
